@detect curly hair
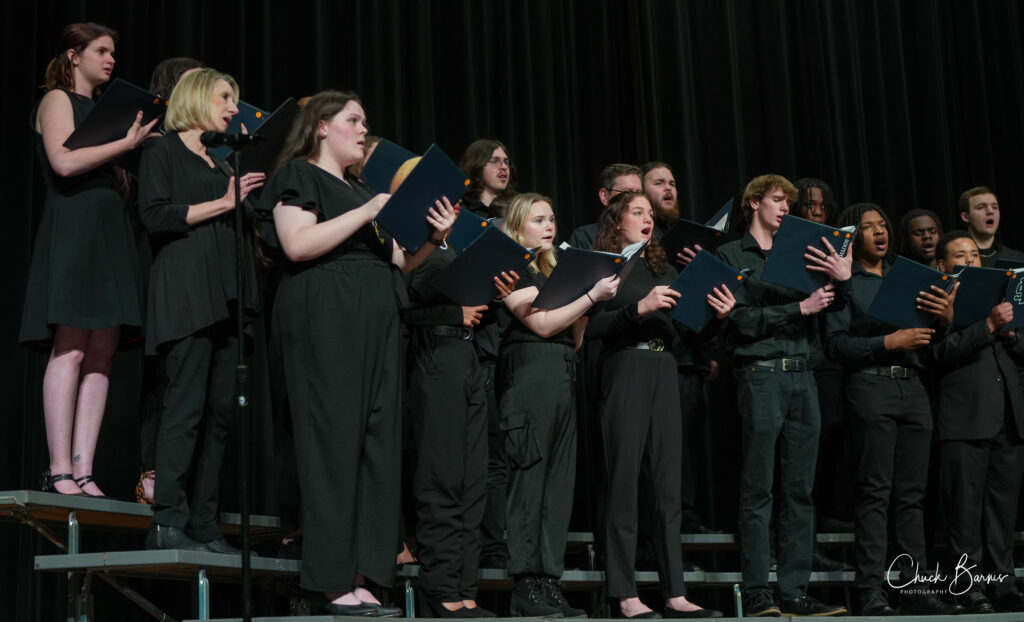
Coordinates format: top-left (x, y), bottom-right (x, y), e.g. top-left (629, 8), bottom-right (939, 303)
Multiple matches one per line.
top-left (592, 192), bottom-right (668, 276)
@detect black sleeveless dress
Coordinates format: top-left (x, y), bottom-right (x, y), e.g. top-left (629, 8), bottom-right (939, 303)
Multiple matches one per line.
top-left (20, 89), bottom-right (143, 341)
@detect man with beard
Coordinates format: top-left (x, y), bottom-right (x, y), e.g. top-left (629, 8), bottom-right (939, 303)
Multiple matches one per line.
top-left (958, 187), bottom-right (1024, 267)
top-left (566, 164), bottom-right (642, 250)
top-left (640, 162), bottom-right (680, 237)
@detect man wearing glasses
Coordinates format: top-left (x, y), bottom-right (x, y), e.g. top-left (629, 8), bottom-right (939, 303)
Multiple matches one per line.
top-left (566, 163), bottom-right (643, 250)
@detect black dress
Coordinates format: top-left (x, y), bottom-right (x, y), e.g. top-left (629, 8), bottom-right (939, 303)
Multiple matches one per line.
top-left (138, 132), bottom-right (258, 543)
top-left (20, 89), bottom-right (143, 341)
top-left (257, 159), bottom-right (405, 593)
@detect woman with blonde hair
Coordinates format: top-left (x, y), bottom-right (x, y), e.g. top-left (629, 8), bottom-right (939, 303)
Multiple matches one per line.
top-left (138, 68), bottom-right (266, 552)
top-left (499, 193), bottom-right (618, 617)
top-left (22, 22), bottom-right (158, 497)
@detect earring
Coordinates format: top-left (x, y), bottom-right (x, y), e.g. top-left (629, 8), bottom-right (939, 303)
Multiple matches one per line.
top-left (319, 130), bottom-right (327, 139)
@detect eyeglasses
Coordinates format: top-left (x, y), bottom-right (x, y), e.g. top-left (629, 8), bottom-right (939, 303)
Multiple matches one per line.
top-left (607, 187), bottom-right (637, 194)
top-left (486, 157), bottom-right (511, 169)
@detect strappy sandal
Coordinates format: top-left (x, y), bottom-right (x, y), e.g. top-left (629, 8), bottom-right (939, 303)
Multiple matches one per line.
top-left (135, 469), bottom-right (155, 504)
top-left (74, 475), bottom-right (106, 498)
top-left (40, 470), bottom-right (84, 496)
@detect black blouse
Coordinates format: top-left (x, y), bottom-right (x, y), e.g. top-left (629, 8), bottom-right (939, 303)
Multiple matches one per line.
top-left (138, 133), bottom-right (258, 353)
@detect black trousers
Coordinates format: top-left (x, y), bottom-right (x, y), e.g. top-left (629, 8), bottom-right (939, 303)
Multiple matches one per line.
top-left (735, 366), bottom-right (820, 599)
top-left (499, 341), bottom-right (576, 577)
top-left (408, 333), bottom-right (488, 600)
top-left (677, 369), bottom-right (705, 530)
top-left (813, 364), bottom-right (854, 522)
top-left (845, 372), bottom-right (932, 590)
top-left (276, 260), bottom-right (402, 593)
top-left (939, 413), bottom-right (1024, 597)
top-left (601, 349), bottom-right (687, 599)
top-left (480, 358), bottom-right (509, 560)
top-left (152, 320), bottom-right (236, 542)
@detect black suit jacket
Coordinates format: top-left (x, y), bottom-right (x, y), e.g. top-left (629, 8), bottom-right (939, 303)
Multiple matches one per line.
top-left (932, 320), bottom-right (1024, 441)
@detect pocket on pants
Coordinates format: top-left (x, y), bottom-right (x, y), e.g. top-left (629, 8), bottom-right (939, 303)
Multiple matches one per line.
top-left (500, 410), bottom-right (542, 469)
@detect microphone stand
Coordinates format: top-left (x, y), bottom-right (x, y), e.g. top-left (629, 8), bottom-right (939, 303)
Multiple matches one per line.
top-left (230, 149), bottom-right (252, 622)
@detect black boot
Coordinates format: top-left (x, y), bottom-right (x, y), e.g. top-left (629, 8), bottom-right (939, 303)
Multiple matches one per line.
top-left (510, 576), bottom-right (564, 617)
top-left (537, 575), bottom-right (587, 618)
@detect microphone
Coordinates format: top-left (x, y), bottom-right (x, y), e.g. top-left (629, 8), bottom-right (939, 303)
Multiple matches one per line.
top-left (199, 131), bottom-right (265, 148)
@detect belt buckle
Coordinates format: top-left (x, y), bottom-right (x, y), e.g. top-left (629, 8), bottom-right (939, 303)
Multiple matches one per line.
top-left (461, 327), bottom-right (474, 340)
top-left (889, 366), bottom-right (904, 379)
top-left (782, 358), bottom-right (795, 372)
top-left (648, 338), bottom-right (665, 352)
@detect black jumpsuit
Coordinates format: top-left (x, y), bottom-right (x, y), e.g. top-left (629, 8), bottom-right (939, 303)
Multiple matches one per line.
top-left (257, 159), bottom-right (404, 592)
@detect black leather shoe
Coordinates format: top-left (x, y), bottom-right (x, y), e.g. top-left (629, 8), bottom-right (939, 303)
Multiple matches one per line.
top-left (900, 592), bottom-right (964, 615)
top-left (145, 524), bottom-right (208, 551)
top-left (662, 605), bottom-right (723, 618)
top-left (202, 536), bottom-right (240, 555)
top-left (857, 589), bottom-right (894, 616)
top-left (682, 561), bottom-right (704, 573)
top-left (779, 594), bottom-right (846, 616)
top-left (321, 601), bottom-right (379, 616)
top-left (993, 589), bottom-right (1024, 612)
top-left (619, 611), bottom-right (660, 619)
top-left (741, 590), bottom-right (780, 617)
top-left (959, 591), bottom-right (995, 614)
top-left (537, 575), bottom-right (587, 617)
top-left (362, 602), bottom-right (402, 617)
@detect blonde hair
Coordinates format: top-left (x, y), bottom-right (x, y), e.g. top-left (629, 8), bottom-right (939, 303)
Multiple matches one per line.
top-left (503, 193), bottom-right (558, 277)
top-left (164, 68), bottom-right (239, 132)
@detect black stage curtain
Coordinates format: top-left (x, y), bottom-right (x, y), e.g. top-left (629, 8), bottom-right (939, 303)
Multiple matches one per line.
top-left (5, 1), bottom-right (1024, 620)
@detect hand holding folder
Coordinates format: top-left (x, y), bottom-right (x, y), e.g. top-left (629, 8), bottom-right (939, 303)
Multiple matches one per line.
top-left (431, 226), bottom-right (535, 306)
top-left (362, 140), bottom-right (470, 253)
top-left (63, 78), bottom-right (166, 173)
top-left (531, 241), bottom-right (647, 310)
top-left (867, 257), bottom-right (958, 329)
top-left (661, 197), bottom-right (734, 265)
top-left (761, 215), bottom-right (856, 294)
top-left (667, 250), bottom-right (747, 331)
top-left (951, 266), bottom-right (1013, 327)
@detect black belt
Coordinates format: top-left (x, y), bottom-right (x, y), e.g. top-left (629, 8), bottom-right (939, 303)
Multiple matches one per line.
top-left (431, 325), bottom-right (473, 340)
top-left (857, 365), bottom-right (917, 379)
top-left (627, 338), bottom-right (666, 352)
top-left (746, 358), bottom-right (810, 373)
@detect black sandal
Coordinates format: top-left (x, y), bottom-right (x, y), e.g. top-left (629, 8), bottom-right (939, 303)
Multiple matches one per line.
top-left (74, 475), bottom-right (105, 498)
top-left (40, 470), bottom-right (84, 496)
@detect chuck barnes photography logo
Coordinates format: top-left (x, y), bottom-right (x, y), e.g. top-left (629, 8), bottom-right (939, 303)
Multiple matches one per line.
top-left (886, 554), bottom-right (1011, 595)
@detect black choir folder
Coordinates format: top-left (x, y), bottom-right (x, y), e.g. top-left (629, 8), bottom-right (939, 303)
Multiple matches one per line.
top-left (63, 78), bottom-right (167, 173)
top-left (951, 266), bottom-right (1015, 327)
top-left (448, 208), bottom-right (491, 254)
top-left (432, 227), bottom-right (535, 306)
top-left (531, 240), bottom-right (647, 310)
top-left (361, 138), bottom-right (416, 191)
top-left (362, 140), bottom-right (470, 254)
top-left (208, 100), bottom-right (268, 161)
top-left (761, 215), bottom-right (856, 294)
top-left (997, 260), bottom-right (1024, 330)
top-left (229, 98), bottom-right (299, 175)
top-left (866, 257), bottom-right (957, 329)
top-left (660, 197), bottom-right (734, 261)
top-left (667, 250), bottom-right (747, 332)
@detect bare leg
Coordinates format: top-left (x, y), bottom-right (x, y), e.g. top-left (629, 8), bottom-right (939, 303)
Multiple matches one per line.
top-left (42, 326), bottom-right (88, 494)
top-left (353, 574), bottom-right (381, 605)
top-left (665, 595), bottom-right (702, 612)
top-left (325, 592), bottom-right (362, 605)
top-left (71, 326), bottom-right (119, 496)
